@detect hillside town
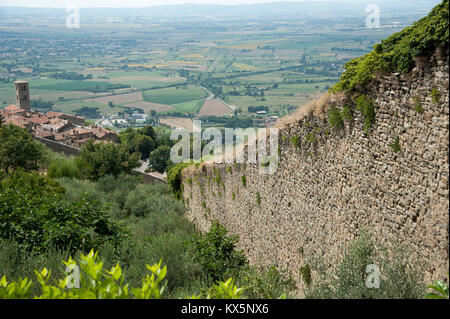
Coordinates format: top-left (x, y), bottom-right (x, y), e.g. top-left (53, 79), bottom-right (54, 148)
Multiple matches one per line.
top-left (0, 81), bottom-right (118, 149)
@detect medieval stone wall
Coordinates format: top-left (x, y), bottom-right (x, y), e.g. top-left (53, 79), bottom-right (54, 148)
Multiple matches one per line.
top-left (182, 52), bottom-right (449, 296)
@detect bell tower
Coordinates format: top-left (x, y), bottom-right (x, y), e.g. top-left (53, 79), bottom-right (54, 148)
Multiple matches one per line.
top-left (14, 80), bottom-right (30, 112)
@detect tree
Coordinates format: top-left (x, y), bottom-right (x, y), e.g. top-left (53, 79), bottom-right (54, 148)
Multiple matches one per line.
top-left (132, 134), bottom-right (155, 159)
top-left (119, 127), bottom-right (156, 160)
top-left (149, 145), bottom-right (172, 173)
top-left (0, 113), bottom-right (4, 127)
top-left (76, 139), bottom-right (140, 181)
top-left (0, 124), bottom-right (43, 173)
top-left (139, 125), bottom-right (157, 140)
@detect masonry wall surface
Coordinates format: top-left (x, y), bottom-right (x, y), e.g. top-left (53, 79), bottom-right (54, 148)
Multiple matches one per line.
top-left (182, 52), bottom-right (449, 295)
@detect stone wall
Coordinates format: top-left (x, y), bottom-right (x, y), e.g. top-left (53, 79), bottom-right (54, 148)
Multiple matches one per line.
top-left (34, 136), bottom-right (81, 156)
top-left (181, 51), bottom-right (449, 296)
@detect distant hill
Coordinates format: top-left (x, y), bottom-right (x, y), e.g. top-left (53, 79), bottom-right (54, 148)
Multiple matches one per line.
top-left (0, 1), bottom-right (442, 18)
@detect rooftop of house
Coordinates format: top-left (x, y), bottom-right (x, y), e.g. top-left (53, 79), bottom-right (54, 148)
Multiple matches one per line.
top-left (46, 111), bottom-right (64, 119)
top-left (4, 115), bottom-right (31, 128)
top-left (4, 104), bottom-right (26, 114)
top-left (67, 127), bottom-right (93, 136)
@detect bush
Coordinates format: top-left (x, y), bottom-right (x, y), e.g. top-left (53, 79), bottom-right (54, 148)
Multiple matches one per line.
top-left (47, 157), bottom-right (80, 179)
top-left (241, 175), bottom-right (247, 187)
top-left (290, 134), bottom-right (301, 149)
top-left (305, 231), bottom-right (426, 299)
top-left (305, 133), bottom-right (317, 144)
top-left (327, 106), bottom-right (344, 129)
top-left (413, 96), bottom-right (424, 113)
top-left (0, 171), bottom-right (128, 253)
top-left (167, 162), bottom-right (192, 200)
top-left (299, 264), bottom-right (312, 286)
top-left (239, 266), bottom-right (296, 299)
top-left (191, 221), bottom-right (247, 282)
top-left (389, 137), bottom-right (401, 153)
top-left (431, 88), bottom-right (441, 104)
top-left (355, 95), bottom-right (376, 134)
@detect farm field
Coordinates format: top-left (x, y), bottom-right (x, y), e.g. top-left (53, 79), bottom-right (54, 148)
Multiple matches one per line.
top-left (142, 86), bottom-right (208, 105)
top-left (159, 117), bottom-right (196, 132)
top-left (198, 98), bottom-right (233, 117)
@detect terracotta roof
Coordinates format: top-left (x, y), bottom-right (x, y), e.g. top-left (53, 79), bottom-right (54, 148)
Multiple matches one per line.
top-left (4, 115), bottom-right (30, 128)
top-left (4, 105), bottom-right (26, 114)
top-left (28, 115), bottom-right (49, 125)
top-left (46, 111), bottom-right (64, 118)
top-left (67, 127), bottom-right (93, 136)
top-left (92, 126), bottom-right (117, 139)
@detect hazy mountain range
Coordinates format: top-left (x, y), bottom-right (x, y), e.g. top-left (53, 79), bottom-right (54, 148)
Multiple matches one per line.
top-left (0, 0), bottom-right (441, 18)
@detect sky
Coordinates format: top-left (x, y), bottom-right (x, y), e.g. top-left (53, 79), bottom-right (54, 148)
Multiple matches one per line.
top-left (0, 0), bottom-right (351, 8)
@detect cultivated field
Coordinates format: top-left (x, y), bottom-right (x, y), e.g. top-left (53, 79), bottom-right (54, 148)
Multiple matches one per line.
top-left (159, 118), bottom-right (196, 132)
top-left (197, 98), bottom-right (233, 117)
top-left (86, 92), bottom-right (143, 105)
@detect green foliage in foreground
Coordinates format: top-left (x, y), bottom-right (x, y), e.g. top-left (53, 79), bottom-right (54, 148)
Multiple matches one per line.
top-left (426, 279), bottom-right (449, 299)
top-left (304, 232), bottom-right (427, 299)
top-left (0, 249), bottom-right (244, 299)
top-left (331, 0), bottom-right (449, 92)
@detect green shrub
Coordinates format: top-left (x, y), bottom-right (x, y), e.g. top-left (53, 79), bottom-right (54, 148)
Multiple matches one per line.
top-left (48, 157), bottom-right (80, 179)
top-left (0, 247), bottom-right (251, 299)
top-left (355, 95), bottom-right (376, 134)
top-left (241, 175), bottom-right (247, 187)
top-left (214, 172), bottom-right (221, 186)
top-left (299, 265), bottom-right (312, 286)
top-left (167, 162), bottom-right (192, 200)
top-left (305, 133), bottom-right (317, 144)
top-left (122, 183), bottom-right (185, 218)
top-left (0, 171), bottom-right (128, 253)
top-left (431, 88), bottom-right (441, 104)
top-left (191, 221), bottom-right (247, 282)
top-left (290, 134), bottom-right (301, 149)
top-left (342, 105), bottom-right (353, 121)
top-left (413, 96), bottom-right (424, 113)
top-left (327, 106), bottom-right (344, 129)
top-left (305, 231), bottom-right (426, 299)
top-left (256, 192), bottom-right (261, 206)
top-left (239, 266), bottom-right (296, 299)
top-left (389, 137), bottom-right (401, 153)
